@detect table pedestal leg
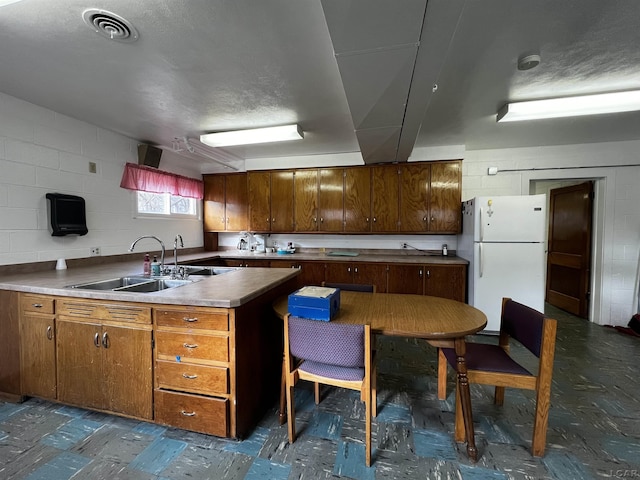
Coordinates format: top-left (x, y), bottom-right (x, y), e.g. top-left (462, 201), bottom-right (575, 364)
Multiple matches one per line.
top-left (455, 337), bottom-right (478, 461)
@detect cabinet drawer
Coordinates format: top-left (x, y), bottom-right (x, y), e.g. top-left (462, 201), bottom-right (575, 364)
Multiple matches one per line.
top-left (155, 331), bottom-right (229, 363)
top-left (156, 360), bottom-right (228, 395)
top-left (155, 390), bottom-right (228, 437)
top-left (20, 294), bottom-right (55, 314)
top-left (155, 308), bottom-right (229, 331)
top-left (58, 299), bottom-right (151, 324)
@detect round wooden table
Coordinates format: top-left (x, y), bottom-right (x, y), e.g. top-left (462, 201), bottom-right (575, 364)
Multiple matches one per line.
top-left (273, 291), bottom-right (487, 461)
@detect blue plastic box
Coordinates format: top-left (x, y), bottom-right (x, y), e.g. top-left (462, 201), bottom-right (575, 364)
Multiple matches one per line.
top-left (288, 286), bottom-right (341, 321)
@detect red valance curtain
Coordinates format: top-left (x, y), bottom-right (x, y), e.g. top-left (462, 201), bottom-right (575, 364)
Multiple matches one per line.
top-left (120, 163), bottom-right (204, 199)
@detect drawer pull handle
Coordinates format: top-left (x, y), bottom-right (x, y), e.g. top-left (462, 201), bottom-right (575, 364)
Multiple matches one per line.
top-left (183, 343), bottom-right (198, 349)
top-left (46, 325), bottom-right (53, 340)
top-left (183, 317), bottom-right (198, 323)
top-left (32, 303), bottom-right (43, 308)
top-left (180, 410), bottom-right (196, 417)
top-left (182, 373), bottom-right (198, 379)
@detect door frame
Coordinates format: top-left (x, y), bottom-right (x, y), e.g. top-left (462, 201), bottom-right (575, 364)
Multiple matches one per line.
top-left (526, 171), bottom-right (609, 325)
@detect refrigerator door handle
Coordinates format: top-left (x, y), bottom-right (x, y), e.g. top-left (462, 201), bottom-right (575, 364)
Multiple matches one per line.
top-left (479, 243), bottom-right (484, 278)
top-left (479, 207), bottom-right (484, 242)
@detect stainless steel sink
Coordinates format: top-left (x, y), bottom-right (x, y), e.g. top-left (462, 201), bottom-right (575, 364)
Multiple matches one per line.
top-left (178, 266), bottom-right (239, 276)
top-left (66, 276), bottom-right (197, 293)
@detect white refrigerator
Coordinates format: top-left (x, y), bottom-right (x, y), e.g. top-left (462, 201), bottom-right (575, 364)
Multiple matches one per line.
top-left (457, 194), bottom-right (547, 333)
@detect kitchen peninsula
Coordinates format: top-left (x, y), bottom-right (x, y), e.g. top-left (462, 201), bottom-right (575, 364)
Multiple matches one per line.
top-left (0, 260), bottom-right (299, 439)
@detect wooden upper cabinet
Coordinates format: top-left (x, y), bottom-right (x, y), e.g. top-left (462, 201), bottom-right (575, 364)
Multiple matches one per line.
top-left (270, 170), bottom-right (295, 232)
top-left (344, 167), bottom-right (371, 232)
top-left (371, 165), bottom-right (399, 232)
top-left (224, 174), bottom-right (248, 231)
top-left (248, 171), bottom-right (271, 231)
top-left (294, 169), bottom-right (319, 232)
top-left (399, 164), bottom-right (430, 232)
top-left (318, 168), bottom-right (344, 232)
top-left (203, 175), bottom-right (226, 231)
top-left (429, 160), bottom-right (462, 233)
top-left (203, 174), bottom-right (247, 232)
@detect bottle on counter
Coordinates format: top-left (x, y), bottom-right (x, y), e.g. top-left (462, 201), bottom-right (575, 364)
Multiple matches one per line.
top-left (143, 253), bottom-right (151, 276)
top-left (442, 244), bottom-right (448, 256)
top-left (151, 255), bottom-right (161, 276)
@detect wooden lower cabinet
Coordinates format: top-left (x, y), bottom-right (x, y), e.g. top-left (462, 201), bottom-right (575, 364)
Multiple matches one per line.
top-left (325, 262), bottom-right (388, 293)
top-left (155, 390), bottom-right (229, 437)
top-left (270, 260), bottom-right (326, 289)
top-left (19, 294), bottom-right (56, 400)
top-left (387, 263), bottom-right (466, 301)
top-left (55, 298), bottom-right (153, 420)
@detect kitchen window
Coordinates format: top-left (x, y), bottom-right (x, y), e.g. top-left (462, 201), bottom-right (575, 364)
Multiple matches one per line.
top-left (136, 192), bottom-right (198, 218)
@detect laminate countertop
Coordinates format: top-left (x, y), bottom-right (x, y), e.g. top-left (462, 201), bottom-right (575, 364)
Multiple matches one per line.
top-left (0, 260), bottom-right (299, 308)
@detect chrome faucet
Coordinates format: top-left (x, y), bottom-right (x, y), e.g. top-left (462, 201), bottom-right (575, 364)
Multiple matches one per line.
top-left (129, 235), bottom-right (165, 274)
top-left (173, 234), bottom-right (184, 277)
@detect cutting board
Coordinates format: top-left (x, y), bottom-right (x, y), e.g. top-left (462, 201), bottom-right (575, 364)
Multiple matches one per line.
top-left (326, 251), bottom-right (359, 257)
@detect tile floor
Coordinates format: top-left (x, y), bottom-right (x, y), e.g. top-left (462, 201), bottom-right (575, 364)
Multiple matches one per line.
top-left (1, 304), bottom-right (639, 479)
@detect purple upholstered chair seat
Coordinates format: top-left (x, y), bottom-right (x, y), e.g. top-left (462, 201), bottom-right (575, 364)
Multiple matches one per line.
top-left (298, 360), bottom-right (365, 381)
top-left (442, 342), bottom-right (532, 376)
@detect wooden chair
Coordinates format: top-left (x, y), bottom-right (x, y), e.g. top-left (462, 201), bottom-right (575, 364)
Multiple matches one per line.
top-left (284, 314), bottom-right (374, 466)
top-left (437, 298), bottom-right (557, 457)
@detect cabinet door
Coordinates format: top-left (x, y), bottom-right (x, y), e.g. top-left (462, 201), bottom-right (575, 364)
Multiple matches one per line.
top-left (248, 171), bottom-right (271, 231)
top-left (318, 168), bottom-right (344, 232)
top-left (399, 164), bottom-right (430, 232)
top-left (429, 161), bottom-right (462, 233)
top-left (294, 169), bottom-right (318, 232)
top-left (225, 173), bottom-right (248, 231)
top-left (325, 262), bottom-right (354, 284)
top-left (387, 265), bottom-right (424, 295)
top-left (271, 171), bottom-right (295, 232)
top-left (353, 263), bottom-right (388, 293)
top-left (203, 175), bottom-right (226, 232)
top-left (425, 264), bottom-right (466, 302)
top-left (344, 167), bottom-right (371, 232)
top-left (102, 325), bottom-right (153, 419)
top-left (20, 315), bottom-right (56, 399)
top-left (57, 319), bottom-right (103, 409)
top-left (298, 261), bottom-right (326, 287)
top-left (371, 165), bottom-right (399, 232)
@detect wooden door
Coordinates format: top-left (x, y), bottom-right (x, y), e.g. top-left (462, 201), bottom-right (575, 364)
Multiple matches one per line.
top-left (546, 181), bottom-right (593, 318)
top-left (294, 169), bottom-right (318, 232)
top-left (298, 261), bottom-right (326, 287)
top-left (353, 263), bottom-right (388, 293)
top-left (203, 175), bottom-right (226, 231)
top-left (20, 314), bottom-right (57, 399)
top-left (248, 171), bottom-right (271, 231)
top-left (429, 161), bottom-right (462, 233)
top-left (102, 325), bottom-right (153, 419)
top-left (270, 171), bottom-right (295, 232)
top-left (57, 319), bottom-right (103, 409)
top-left (387, 265), bottom-right (424, 294)
top-left (225, 173), bottom-right (248, 231)
top-left (371, 165), bottom-right (399, 232)
top-left (344, 167), bottom-right (371, 232)
top-left (318, 168), bottom-right (344, 232)
top-left (399, 164), bottom-right (430, 232)
top-left (425, 265), bottom-right (465, 302)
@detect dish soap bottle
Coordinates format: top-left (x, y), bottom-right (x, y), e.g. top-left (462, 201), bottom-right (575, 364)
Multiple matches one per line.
top-left (143, 253), bottom-right (151, 276)
top-left (150, 255), bottom-right (161, 276)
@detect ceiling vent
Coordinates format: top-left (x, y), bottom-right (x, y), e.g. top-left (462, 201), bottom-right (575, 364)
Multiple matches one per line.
top-left (82, 9), bottom-right (139, 43)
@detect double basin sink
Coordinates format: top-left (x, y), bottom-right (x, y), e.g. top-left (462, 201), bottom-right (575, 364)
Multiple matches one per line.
top-left (66, 266), bottom-right (238, 293)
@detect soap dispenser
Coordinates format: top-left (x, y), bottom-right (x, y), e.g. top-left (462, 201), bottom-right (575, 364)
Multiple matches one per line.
top-left (143, 253), bottom-right (151, 276)
top-left (150, 255), bottom-right (161, 276)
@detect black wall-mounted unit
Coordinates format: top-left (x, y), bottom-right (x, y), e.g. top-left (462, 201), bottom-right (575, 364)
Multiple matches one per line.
top-left (46, 193), bottom-right (89, 236)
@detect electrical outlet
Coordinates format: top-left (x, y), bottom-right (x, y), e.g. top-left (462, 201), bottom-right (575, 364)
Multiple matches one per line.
top-left (401, 242), bottom-right (407, 249)
top-left (90, 247), bottom-right (101, 256)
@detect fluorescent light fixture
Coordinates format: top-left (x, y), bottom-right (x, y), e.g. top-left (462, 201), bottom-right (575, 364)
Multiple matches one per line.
top-left (0, 0), bottom-right (25, 6)
top-left (497, 90), bottom-right (640, 122)
top-left (200, 124), bottom-right (303, 147)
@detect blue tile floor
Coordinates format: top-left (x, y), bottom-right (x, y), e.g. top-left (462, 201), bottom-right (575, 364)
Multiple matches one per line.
top-left (1, 304), bottom-right (639, 479)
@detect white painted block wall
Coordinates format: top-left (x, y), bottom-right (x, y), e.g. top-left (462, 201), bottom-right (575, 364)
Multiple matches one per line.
top-left (0, 92), bottom-right (203, 266)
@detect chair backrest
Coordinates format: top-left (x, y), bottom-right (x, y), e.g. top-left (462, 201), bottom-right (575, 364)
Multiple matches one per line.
top-left (322, 282), bottom-right (376, 293)
top-left (501, 298), bottom-right (550, 357)
top-left (287, 315), bottom-right (365, 368)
